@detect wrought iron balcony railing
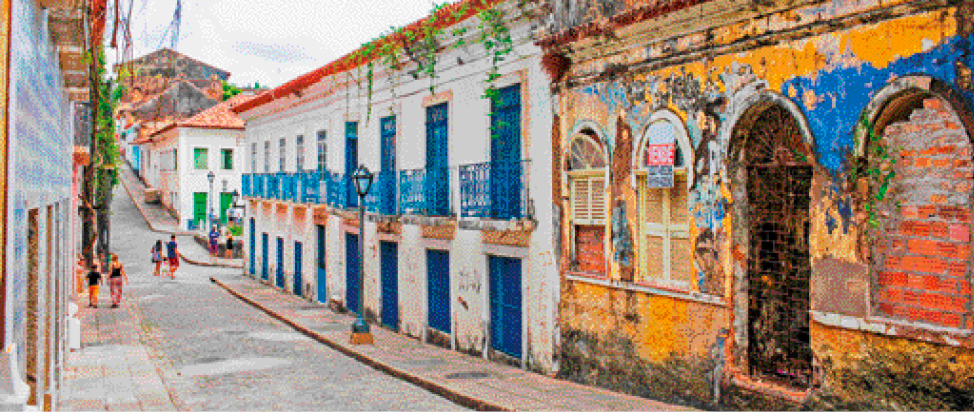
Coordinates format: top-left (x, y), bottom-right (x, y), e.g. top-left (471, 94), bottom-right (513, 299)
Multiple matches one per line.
top-left (326, 172), bottom-right (347, 208)
top-left (242, 173), bottom-right (251, 197)
top-left (281, 172), bottom-right (298, 202)
top-left (300, 170), bottom-right (322, 203)
top-left (459, 160), bottom-right (531, 220)
top-left (399, 166), bottom-right (451, 216)
top-left (266, 173), bottom-right (280, 200)
top-left (364, 170), bottom-right (397, 215)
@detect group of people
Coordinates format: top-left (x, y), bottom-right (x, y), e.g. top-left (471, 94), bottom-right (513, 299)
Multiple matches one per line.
top-left (83, 235), bottom-right (180, 309)
top-left (208, 227), bottom-right (235, 261)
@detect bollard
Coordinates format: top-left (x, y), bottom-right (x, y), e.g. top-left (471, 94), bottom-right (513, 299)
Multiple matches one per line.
top-left (67, 302), bottom-right (81, 350)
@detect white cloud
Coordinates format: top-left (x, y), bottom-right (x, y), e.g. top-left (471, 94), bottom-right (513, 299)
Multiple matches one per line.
top-left (108, 0), bottom-right (438, 87)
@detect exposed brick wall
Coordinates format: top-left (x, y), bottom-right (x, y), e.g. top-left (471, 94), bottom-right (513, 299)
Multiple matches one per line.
top-left (875, 98), bottom-right (974, 330)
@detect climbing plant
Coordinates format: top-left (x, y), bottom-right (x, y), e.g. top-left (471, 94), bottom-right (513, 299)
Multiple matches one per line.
top-left (221, 80), bottom-right (243, 101)
top-left (850, 112), bottom-right (901, 229)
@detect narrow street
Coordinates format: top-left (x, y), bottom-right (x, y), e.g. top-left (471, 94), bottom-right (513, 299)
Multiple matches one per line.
top-left (61, 185), bottom-right (467, 411)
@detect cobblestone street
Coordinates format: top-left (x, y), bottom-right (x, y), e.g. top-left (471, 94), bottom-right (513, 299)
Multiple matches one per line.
top-left (61, 186), bottom-right (467, 411)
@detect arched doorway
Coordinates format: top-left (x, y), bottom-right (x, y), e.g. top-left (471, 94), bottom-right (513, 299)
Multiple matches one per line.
top-left (733, 102), bottom-right (814, 388)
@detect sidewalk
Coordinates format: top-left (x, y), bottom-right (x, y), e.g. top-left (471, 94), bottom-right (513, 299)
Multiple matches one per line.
top-left (60, 292), bottom-right (185, 411)
top-left (211, 275), bottom-right (693, 411)
top-left (119, 164), bottom-right (243, 269)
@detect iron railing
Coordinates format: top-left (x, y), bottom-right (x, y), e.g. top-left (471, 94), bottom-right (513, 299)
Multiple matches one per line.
top-left (459, 160), bottom-right (530, 219)
top-left (281, 172), bottom-right (298, 202)
top-left (242, 173), bottom-right (251, 197)
top-left (364, 170), bottom-right (397, 214)
top-left (399, 166), bottom-right (451, 216)
top-left (326, 172), bottom-right (347, 208)
top-left (253, 173), bottom-right (264, 198)
top-left (300, 170), bottom-right (322, 203)
top-left (266, 173), bottom-right (280, 200)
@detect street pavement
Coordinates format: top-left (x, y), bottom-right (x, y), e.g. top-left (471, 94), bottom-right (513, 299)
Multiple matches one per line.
top-left (61, 184), bottom-right (468, 411)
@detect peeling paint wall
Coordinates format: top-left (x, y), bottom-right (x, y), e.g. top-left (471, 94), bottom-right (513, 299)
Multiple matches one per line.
top-left (548, 0), bottom-right (974, 407)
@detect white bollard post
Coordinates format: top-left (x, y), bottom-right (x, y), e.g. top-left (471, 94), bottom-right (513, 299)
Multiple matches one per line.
top-left (67, 303), bottom-right (81, 350)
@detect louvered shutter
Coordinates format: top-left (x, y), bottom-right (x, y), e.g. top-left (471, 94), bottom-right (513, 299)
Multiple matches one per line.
top-left (571, 178), bottom-right (590, 222)
top-left (589, 177), bottom-right (606, 223)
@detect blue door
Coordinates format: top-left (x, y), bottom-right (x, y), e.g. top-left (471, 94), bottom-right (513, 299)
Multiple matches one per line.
top-left (489, 255), bottom-right (522, 358)
top-left (490, 84), bottom-right (522, 219)
top-left (276, 237), bottom-right (285, 288)
top-left (261, 233), bottom-right (269, 279)
top-left (380, 241), bottom-right (399, 331)
top-left (345, 122), bottom-right (359, 208)
top-left (317, 225), bottom-right (327, 304)
top-left (426, 249), bottom-right (450, 333)
top-left (294, 241), bottom-right (303, 296)
top-left (345, 233), bottom-right (361, 315)
top-left (426, 103), bottom-right (449, 216)
top-left (380, 116), bottom-right (397, 215)
top-left (249, 218), bottom-right (255, 275)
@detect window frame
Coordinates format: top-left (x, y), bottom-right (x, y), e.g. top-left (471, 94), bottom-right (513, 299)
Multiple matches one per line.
top-left (193, 147), bottom-right (207, 170)
top-left (222, 148), bottom-right (234, 170)
top-left (564, 131), bottom-right (609, 276)
top-left (296, 134), bottom-right (305, 171)
top-left (632, 113), bottom-right (694, 291)
top-left (279, 138), bottom-right (286, 172)
top-left (316, 130), bottom-right (327, 173)
top-left (264, 141), bottom-right (270, 173)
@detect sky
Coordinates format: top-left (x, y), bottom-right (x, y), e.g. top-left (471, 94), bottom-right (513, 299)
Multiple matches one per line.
top-left (106, 0), bottom-right (440, 88)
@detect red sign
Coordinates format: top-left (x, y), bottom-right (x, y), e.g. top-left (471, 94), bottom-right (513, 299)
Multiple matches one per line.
top-left (645, 143), bottom-right (675, 166)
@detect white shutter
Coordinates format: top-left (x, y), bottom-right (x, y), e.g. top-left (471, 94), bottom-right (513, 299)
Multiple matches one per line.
top-left (589, 177), bottom-right (606, 224)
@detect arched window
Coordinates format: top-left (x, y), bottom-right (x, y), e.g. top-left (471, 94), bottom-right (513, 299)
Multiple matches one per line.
top-left (567, 131), bottom-right (608, 274)
top-left (634, 117), bottom-right (691, 290)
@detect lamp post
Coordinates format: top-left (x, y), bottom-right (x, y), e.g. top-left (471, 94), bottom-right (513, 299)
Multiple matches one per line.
top-left (230, 189), bottom-right (246, 276)
top-left (351, 164), bottom-right (374, 343)
top-left (207, 171), bottom-right (215, 232)
top-left (222, 178), bottom-right (229, 227)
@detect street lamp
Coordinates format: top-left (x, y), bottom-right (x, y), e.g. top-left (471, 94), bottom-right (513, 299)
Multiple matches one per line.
top-left (207, 170), bottom-right (215, 232)
top-left (350, 164), bottom-right (374, 343)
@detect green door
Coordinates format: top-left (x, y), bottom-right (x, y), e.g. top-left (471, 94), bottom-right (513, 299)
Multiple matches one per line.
top-left (193, 192), bottom-right (208, 229)
top-left (220, 192), bottom-right (233, 224)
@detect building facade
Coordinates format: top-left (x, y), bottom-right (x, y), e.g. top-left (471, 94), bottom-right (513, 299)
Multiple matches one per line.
top-left (0, 0), bottom-right (95, 410)
top-left (140, 94), bottom-right (250, 231)
top-left (236, 0), bottom-right (559, 371)
top-left (538, 0), bottom-right (974, 409)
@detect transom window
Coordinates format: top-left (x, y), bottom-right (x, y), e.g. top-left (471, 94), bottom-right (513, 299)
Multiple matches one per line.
top-left (567, 132), bottom-right (608, 274)
top-left (635, 119), bottom-right (692, 290)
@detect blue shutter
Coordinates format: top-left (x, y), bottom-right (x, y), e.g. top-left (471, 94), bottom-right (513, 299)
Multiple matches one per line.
top-left (345, 122), bottom-right (359, 208)
top-left (425, 104), bottom-right (449, 215)
top-left (345, 233), bottom-right (361, 315)
top-left (427, 249), bottom-right (451, 333)
top-left (380, 241), bottom-right (399, 331)
top-left (294, 242), bottom-right (303, 296)
top-left (490, 84), bottom-right (522, 219)
top-left (317, 225), bottom-right (328, 303)
top-left (489, 255), bottom-right (522, 358)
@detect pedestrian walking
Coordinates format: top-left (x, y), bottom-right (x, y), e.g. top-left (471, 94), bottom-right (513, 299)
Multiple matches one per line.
top-left (86, 263), bottom-right (102, 308)
top-left (108, 254), bottom-right (129, 308)
top-left (224, 233), bottom-right (234, 259)
top-left (208, 227), bottom-right (219, 262)
top-left (167, 235), bottom-right (179, 278)
top-left (151, 240), bottom-right (164, 276)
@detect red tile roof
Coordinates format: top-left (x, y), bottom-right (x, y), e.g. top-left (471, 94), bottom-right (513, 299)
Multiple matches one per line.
top-left (148, 93), bottom-right (253, 138)
top-left (232, 0), bottom-right (503, 115)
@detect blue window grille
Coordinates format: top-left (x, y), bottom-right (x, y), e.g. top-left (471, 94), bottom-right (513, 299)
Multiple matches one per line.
top-left (376, 170), bottom-right (397, 215)
top-left (459, 160), bottom-right (529, 219)
top-left (399, 167), bottom-right (450, 216)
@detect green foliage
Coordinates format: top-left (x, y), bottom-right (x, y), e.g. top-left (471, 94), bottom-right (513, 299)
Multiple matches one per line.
top-left (221, 80), bottom-right (243, 101)
top-left (850, 113), bottom-right (901, 229)
top-left (89, 46), bottom-right (120, 205)
top-left (228, 223), bottom-right (243, 237)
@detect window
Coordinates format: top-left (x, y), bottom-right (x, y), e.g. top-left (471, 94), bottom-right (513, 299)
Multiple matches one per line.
top-left (279, 138), bottom-right (286, 172)
top-left (567, 133), bottom-right (607, 274)
top-left (296, 135), bottom-right (305, 171)
top-left (251, 143), bottom-right (257, 172)
top-left (316, 130), bottom-right (327, 173)
top-left (194, 148), bottom-right (208, 169)
top-left (222, 148), bottom-right (233, 170)
top-left (264, 141), bottom-right (270, 172)
top-left (173, 149), bottom-right (178, 170)
top-left (635, 120), bottom-right (691, 290)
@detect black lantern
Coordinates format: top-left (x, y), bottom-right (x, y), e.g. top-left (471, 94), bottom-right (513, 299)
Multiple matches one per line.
top-left (352, 165), bottom-right (374, 197)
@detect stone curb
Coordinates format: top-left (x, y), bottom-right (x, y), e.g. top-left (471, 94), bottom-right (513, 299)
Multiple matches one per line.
top-left (119, 173), bottom-right (242, 270)
top-left (209, 276), bottom-right (511, 412)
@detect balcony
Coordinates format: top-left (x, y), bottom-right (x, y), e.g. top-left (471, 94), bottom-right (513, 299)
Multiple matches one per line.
top-left (459, 160), bottom-right (530, 220)
top-left (266, 173), bottom-right (280, 200)
top-left (281, 172), bottom-right (298, 202)
top-left (299, 171), bottom-right (322, 203)
top-left (242, 173), bottom-right (251, 197)
top-left (326, 172), bottom-right (347, 208)
top-left (364, 170), bottom-right (397, 215)
top-left (399, 167), bottom-right (451, 216)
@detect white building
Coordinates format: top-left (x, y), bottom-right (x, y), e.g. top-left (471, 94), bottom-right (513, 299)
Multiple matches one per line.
top-left (138, 94), bottom-right (252, 231)
top-left (235, 0), bottom-right (558, 372)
